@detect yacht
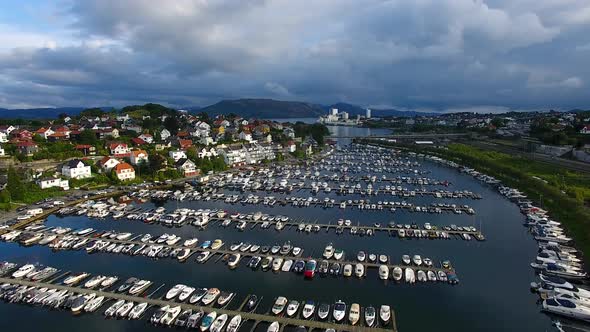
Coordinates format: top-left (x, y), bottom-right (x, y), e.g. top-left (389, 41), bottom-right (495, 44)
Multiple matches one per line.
top-left (160, 305), bottom-right (182, 325)
top-left (129, 279), bottom-right (152, 295)
top-left (349, 303), bottom-right (360, 325)
top-left (379, 265), bottom-right (389, 280)
top-left (84, 275), bottom-right (107, 289)
top-left (179, 286), bottom-right (195, 302)
top-left (200, 311), bottom-right (218, 331)
top-left (166, 284), bottom-right (186, 300)
top-left (12, 264), bottom-right (35, 279)
top-left (210, 313), bottom-right (228, 332)
top-left (333, 300), bottom-right (346, 322)
top-left (392, 267), bottom-right (403, 281)
top-left (150, 305), bottom-right (169, 324)
top-left (63, 272), bottom-right (89, 285)
top-left (365, 306), bottom-right (376, 326)
top-left (71, 293), bottom-right (96, 313)
top-left (184, 238), bottom-right (198, 247)
top-left (405, 268), bottom-right (416, 284)
top-left (118, 277), bottom-right (139, 293)
top-left (101, 276), bottom-right (118, 288)
top-left (323, 243), bottom-right (334, 259)
top-left (189, 288), bottom-right (208, 304)
top-left (302, 300), bottom-right (315, 319)
top-left (83, 295), bottom-right (105, 312)
top-left (542, 298), bottom-right (590, 322)
top-left (272, 296), bottom-right (288, 315)
top-left (128, 302), bottom-right (148, 319)
top-left (105, 299), bottom-right (126, 317)
top-left (186, 311), bottom-right (205, 329)
top-left (116, 301), bottom-right (135, 318)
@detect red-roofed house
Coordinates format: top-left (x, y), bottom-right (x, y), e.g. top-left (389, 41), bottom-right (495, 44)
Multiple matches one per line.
top-left (109, 142), bottom-right (130, 156)
top-left (114, 162), bottom-right (136, 181)
top-left (285, 140), bottom-right (296, 153)
top-left (35, 127), bottom-right (54, 139)
top-left (129, 149), bottom-right (149, 165)
top-left (11, 129), bottom-right (33, 141)
top-left (177, 139), bottom-right (193, 150)
top-left (131, 137), bottom-right (147, 146)
top-left (75, 144), bottom-right (96, 156)
top-left (16, 141), bottom-right (38, 156)
top-left (138, 133), bottom-right (154, 144)
top-left (47, 132), bottom-right (69, 142)
top-left (98, 156), bottom-right (120, 171)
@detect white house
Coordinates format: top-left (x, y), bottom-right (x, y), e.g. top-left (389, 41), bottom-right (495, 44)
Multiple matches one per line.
top-left (138, 133), bottom-right (154, 143)
top-left (130, 149), bottom-right (149, 165)
top-left (286, 141), bottom-right (296, 153)
top-left (37, 177), bottom-right (69, 190)
top-left (176, 158), bottom-right (199, 177)
top-left (239, 131), bottom-right (253, 142)
top-left (200, 136), bottom-right (214, 146)
top-left (35, 127), bottom-right (55, 140)
top-left (116, 114), bottom-right (130, 122)
top-left (0, 125), bottom-right (16, 136)
top-left (114, 162), bottom-right (136, 181)
top-left (109, 143), bottom-right (130, 156)
top-left (283, 128), bottom-right (295, 139)
top-left (197, 121), bottom-right (211, 131)
top-left (580, 125), bottom-right (590, 134)
top-left (169, 150), bottom-right (187, 162)
top-left (98, 156), bottom-right (120, 172)
top-left (198, 147), bottom-right (218, 159)
top-left (160, 128), bottom-right (171, 141)
top-left (0, 132), bottom-right (7, 143)
top-left (61, 159), bottom-right (92, 179)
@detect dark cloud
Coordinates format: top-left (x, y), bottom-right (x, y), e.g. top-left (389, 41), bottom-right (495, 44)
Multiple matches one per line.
top-left (1, 0), bottom-right (590, 110)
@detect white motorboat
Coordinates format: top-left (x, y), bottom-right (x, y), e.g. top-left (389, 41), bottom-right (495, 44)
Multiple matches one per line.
top-left (267, 322), bottom-right (280, 332)
top-left (380, 305), bottom-right (391, 322)
top-left (323, 243), bottom-right (334, 259)
top-left (349, 303), bottom-right (360, 325)
top-left (228, 254), bottom-right (241, 268)
top-left (392, 267), bottom-right (403, 281)
top-left (378, 265), bottom-right (389, 280)
top-left (165, 284), bottom-right (186, 300)
top-left (83, 295), bottom-right (105, 312)
top-left (302, 301), bottom-right (315, 319)
top-left (405, 268), bottom-right (416, 284)
top-left (365, 306), bottom-right (376, 326)
top-left (543, 298), bottom-right (590, 322)
top-left (129, 279), bottom-right (152, 295)
top-left (128, 302), bottom-right (148, 319)
top-left (412, 255), bottom-right (422, 266)
top-left (71, 293), bottom-right (96, 313)
top-left (286, 300), bottom-right (299, 317)
top-left (333, 300), bottom-right (346, 322)
top-left (200, 311), bottom-right (217, 331)
top-left (105, 299), bottom-right (125, 317)
top-left (12, 264), bottom-right (35, 279)
top-left (355, 263), bottom-right (364, 278)
top-left (226, 315), bottom-right (242, 332)
top-left (272, 257), bottom-right (284, 271)
top-left (84, 275), bottom-right (106, 289)
top-left (184, 238), bottom-right (198, 247)
top-left (160, 305), bottom-right (182, 325)
top-left (272, 296), bottom-right (288, 315)
top-left (357, 251), bottom-right (366, 262)
top-left (116, 301), bottom-right (135, 318)
top-left (202, 288), bottom-right (221, 305)
top-left (179, 286), bottom-right (195, 302)
top-left (210, 313), bottom-right (228, 332)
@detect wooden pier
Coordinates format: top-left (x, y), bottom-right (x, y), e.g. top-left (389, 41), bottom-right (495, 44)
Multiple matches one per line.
top-left (0, 276), bottom-right (397, 332)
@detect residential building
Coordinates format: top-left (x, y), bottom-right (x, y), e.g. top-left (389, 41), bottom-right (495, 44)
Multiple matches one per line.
top-left (169, 150), bottom-right (187, 162)
top-left (36, 177), bottom-right (69, 190)
top-left (176, 158), bottom-right (199, 177)
top-left (35, 127), bottom-right (55, 139)
top-left (283, 127), bottom-right (295, 138)
top-left (138, 133), bottom-right (154, 143)
top-left (160, 128), bottom-right (171, 141)
top-left (114, 162), bottom-right (136, 181)
top-left (61, 159), bottom-right (92, 179)
top-left (200, 136), bottom-right (214, 146)
top-left (16, 141), bottom-right (38, 156)
top-left (98, 156), bottom-right (120, 171)
top-left (198, 147), bottom-right (217, 159)
top-left (286, 141), bottom-right (296, 153)
top-left (129, 149), bottom-right (149, 165)
top-left (580, 125), bottom-right (590, 134)
top-left (239, 130), bottom-right (253, 142)
top-left (109, 142), bottom-right (130, 156)
top-left (0, 132), bottom-right (7, 143)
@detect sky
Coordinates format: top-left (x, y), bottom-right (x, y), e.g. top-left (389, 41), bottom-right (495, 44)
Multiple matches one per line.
top-left (0, 0), bottom-right (589, 113)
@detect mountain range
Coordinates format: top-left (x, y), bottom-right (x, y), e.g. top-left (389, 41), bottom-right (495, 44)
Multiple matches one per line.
top-left (0, 99), bottom-right (583, 120)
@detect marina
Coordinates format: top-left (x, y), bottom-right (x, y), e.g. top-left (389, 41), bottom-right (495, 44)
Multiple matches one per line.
top-left (0, 139), bottom-right (566, 332)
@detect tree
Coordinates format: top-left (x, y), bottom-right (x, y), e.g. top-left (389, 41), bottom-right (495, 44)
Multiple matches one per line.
top-left (6, 167), bottom-right (25, 201)
top-left (164, 116), bottom-right (180, 135)
top-left (33, 134), bottom-right (45, 143)
top-left (78, 129), bottom-right (98, 145)
top-left (0, 190), bottom-right (10, 203)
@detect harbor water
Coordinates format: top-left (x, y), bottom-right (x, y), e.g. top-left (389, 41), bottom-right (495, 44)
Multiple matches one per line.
top-left (0, 126), bottom-right (554, 331)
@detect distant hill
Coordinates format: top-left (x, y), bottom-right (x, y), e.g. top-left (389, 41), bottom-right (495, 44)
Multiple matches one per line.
top-left (0, 107), bottom-right (85, 119)
top-left (198, 98), bottom-right (326, 118)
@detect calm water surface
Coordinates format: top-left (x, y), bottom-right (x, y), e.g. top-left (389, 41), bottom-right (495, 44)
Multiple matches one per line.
top-left (0, 128), bottom-right (555, 332)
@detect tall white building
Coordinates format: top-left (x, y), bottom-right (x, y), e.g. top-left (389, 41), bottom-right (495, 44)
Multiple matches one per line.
top-left (366, 108), bottom-right (371, 119)
top-left (330, 108), bottom-right (338, 116)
